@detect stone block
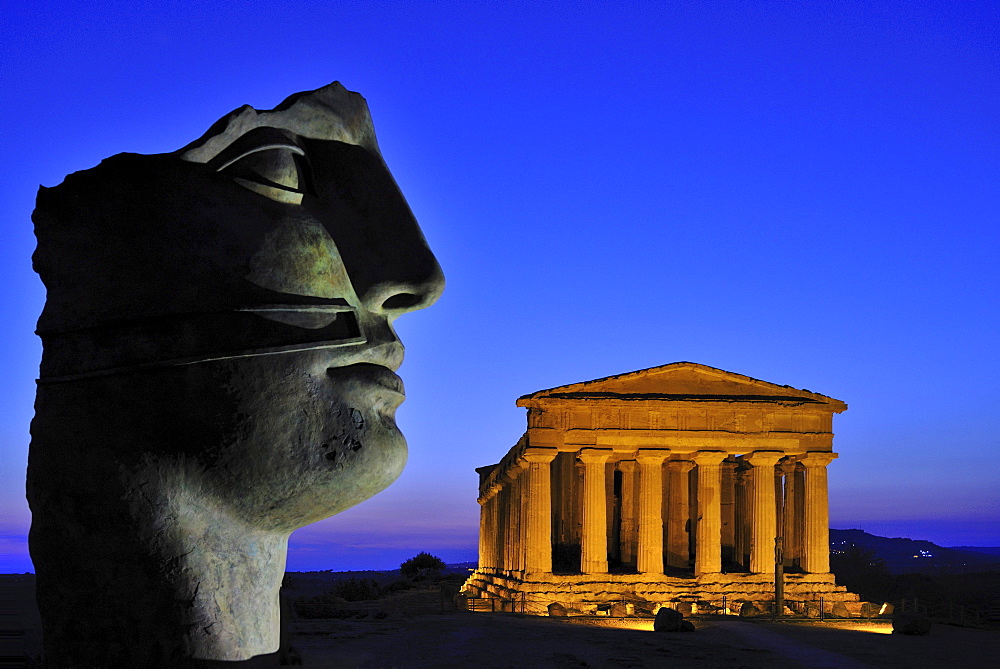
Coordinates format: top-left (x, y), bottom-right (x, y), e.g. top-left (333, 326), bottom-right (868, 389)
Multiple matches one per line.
top-left (832, 602), bottom-right (852, 618)
top-left (654, 607), bottom-right (685, 632)
top-left (547, 603), bottom-right (568, 617)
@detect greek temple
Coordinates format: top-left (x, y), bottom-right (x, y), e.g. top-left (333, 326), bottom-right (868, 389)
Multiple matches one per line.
top-left (462, 362), bottom-right (859, 614)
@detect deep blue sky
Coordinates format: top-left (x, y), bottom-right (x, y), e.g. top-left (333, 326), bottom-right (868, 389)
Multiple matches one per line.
top-left (2, 1), bottom-right (997, 572)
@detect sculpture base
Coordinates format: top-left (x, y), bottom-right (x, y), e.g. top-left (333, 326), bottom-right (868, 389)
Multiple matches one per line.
top-left (461, 569), bottom-right (859, 616)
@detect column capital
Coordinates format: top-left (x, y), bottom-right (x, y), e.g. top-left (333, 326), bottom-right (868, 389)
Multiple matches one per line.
top-left (502, 462), bottom-right (525, 481)
top-left (692, 451), bottom-right (727, 466)
top-left (666, 459), bottom-right (695, 474)
top-left (636, 449), bottom-right (670, 465)
top-left (800, 452), bottom-right (837, 468)
top-left (521, 448), bottom-right (558, 465)
top-left (578, 448), bottom-right (612, 464)
top-left (744, 451), bottom-right (784, 467)
top-left (779, 459), bottom-right (799, 476)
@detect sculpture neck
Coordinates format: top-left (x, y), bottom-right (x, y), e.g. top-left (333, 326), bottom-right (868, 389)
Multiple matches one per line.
top-left (173, 518), bottom-right (289, 661)
top-left (29, 441), bottom-right (290, 667)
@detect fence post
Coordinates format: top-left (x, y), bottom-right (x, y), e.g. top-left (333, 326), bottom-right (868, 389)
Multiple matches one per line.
top-left (820, 597), bottom-right (824, 621)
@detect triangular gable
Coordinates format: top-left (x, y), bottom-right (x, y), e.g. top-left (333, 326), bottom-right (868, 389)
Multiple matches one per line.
top-left (518, 362), bottom-right (845, 408)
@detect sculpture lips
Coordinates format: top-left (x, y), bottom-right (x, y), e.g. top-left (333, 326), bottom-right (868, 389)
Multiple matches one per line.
top-left (328, 362), bottom-right (405, 400)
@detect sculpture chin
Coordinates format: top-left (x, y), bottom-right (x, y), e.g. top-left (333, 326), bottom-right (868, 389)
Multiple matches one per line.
top-left (147, 351), bottom-right (411, 532)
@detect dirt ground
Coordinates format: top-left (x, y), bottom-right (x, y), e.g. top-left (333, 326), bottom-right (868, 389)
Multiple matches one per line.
top-left (6, 574), bottom-right (1000, 668)
top-left (286, 588), bottom-right (1000, 668)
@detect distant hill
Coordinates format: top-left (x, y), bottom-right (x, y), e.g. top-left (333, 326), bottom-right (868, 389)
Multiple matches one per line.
top-left (830, 529), bottom-right (1000, 574)
top-left (950, 546), bottom-right (1000, 557)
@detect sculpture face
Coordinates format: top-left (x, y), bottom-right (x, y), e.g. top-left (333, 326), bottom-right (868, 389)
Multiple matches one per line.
top-left (32, 83), bottom-right (444, 531)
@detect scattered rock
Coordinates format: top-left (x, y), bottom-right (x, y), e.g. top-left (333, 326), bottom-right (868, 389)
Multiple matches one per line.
top-left (680, 620), bottom-right (696, 632)
top-left (832, 602), bottom-right (851, 618)
top-left (892, 612), bottom-right (932, 635)
top-left (739, 602), bottom-right (760, 617)
top-left (548, 603), bottom-right (568, 617)
top-left (609, 601), bottom-right (630, 617)
top-left (653, 607), bottom-right (684, 632)
top-left (861, 602), bottom-right (883, 617)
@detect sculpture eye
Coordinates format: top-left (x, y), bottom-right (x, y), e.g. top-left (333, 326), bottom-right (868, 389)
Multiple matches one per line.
top-left (217, 145), bottom-right (313, 205)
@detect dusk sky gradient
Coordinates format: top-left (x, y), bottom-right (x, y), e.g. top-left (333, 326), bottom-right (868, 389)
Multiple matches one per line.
top-left (2, 1), bottom-right (998, 572)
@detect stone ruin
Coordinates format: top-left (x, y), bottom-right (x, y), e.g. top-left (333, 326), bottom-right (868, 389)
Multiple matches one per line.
top-left (462, 362), bottom-right (861, 616)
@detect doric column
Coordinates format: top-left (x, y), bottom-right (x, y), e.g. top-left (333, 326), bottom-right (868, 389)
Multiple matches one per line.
top-left (485, 486), bottom-right (499, 571)
top-left (801, 452), bottom-right (837, 573)
top-left (497, 484), bottom-right (509, 572)
top-left (721, 460), bottom-right (736, 563)
top-left (618, 460), bottom-right (638, 567)
top-left (665, 460), bottom-right (694, 569)
top-left (692, 451), bottom-right (727, 576)
top-left (478, 493), bottom-right (488, 571)
top-left (733, 467), bottom-right (748, 568)
top-left (775, 467), bottom-right (785, 538)
top-left (521, 450), bottom-right (557, 573)
top-left (635, 450), bottom-right (668, 574)
top-left (578, 449), bottom-right (611, 574)
top-left (745, 451), bottom-right (783, 574)
top-left (512, 465), bottom-right (526, 574)
top-left (780, 461), bottom-right (800, 567)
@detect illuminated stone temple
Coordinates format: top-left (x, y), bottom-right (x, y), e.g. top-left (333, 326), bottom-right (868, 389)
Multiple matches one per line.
top-left (461, 363), bottom-right (859, 615)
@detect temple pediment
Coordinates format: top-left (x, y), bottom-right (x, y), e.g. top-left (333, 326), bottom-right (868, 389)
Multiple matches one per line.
top-left (518, 362), bottom-right (846, 411)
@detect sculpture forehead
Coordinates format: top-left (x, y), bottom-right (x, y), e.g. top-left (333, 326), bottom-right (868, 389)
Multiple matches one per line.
top-left (176, 81), bottom-right (382, 163)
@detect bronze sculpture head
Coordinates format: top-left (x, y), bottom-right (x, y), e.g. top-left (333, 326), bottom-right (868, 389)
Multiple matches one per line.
top-left (29, 83), bottom-right (443, 665)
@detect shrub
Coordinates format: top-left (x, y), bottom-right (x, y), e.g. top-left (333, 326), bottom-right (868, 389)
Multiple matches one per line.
top-left (330, 577), bottom-right (384, 602)
top-left (400, 552), bottom-right (446, 580)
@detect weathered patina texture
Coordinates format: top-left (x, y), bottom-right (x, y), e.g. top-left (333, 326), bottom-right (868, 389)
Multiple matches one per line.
top-left (29, 82), bottom-right (443, 666)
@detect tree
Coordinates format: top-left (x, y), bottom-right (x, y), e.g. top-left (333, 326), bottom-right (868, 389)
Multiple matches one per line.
top-left (400, 552), bottom-right (446, 581)
top-left (830, 543), bottom-right (891, 602)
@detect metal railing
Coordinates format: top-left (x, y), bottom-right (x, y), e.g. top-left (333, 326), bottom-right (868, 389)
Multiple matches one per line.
top-left (893, 597), bottom-right (985, 628)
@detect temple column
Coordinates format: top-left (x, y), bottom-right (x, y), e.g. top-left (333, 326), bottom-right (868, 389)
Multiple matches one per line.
top-left (522, 450), bottom-right (557, 574)
top-left (635, 450), bottom-right (667, 574)
top-left (665, 460), bottom-right (694, 569)
top-left (478, 493), bottom-right (488, 571)
top-left (496, 485), bottom-right (508, 573)
top-left (734, 466), bottom-right (749, 568)
top-left (505, 475), bottom-right (518, 574)
top-left (801, 452), bottom-right (837, 574)
top-left (503, 483), bottom-right (513, 573)
top-left (721, 460), bottom-right (736, 564)
top-left (780, 461), bottom-right (800, 567)
top-left (618, 460), bottom-right (638, 567)
top-left (745, 452), bottom-right (783, 574)
top-left (486, 486), bottom-right (499, 571)
top-left (578, 449), bottom-right (611, 574)
top-left (692, 451), bottom-right (727, 576)
top-left (493, 486), bottom-right (503, 571)
top-left (513, 465), bottom-right (526, 574)
top-left (792, 464), bottom-right (805, 566)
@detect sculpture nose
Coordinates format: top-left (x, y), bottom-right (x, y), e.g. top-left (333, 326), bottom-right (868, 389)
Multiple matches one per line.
top-left (358, 252), bottom-right (445, 318)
